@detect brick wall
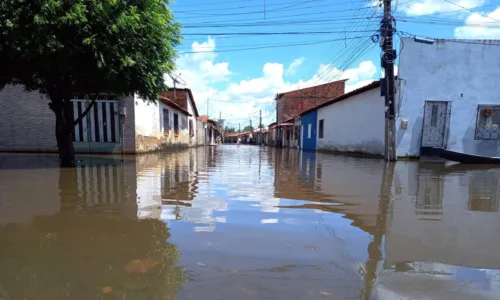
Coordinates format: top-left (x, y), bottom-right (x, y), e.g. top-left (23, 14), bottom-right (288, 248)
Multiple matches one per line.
top-left (0, 85), bottom-right (58, 152)
top-left (0, 85), bottom-right (137, 153)
top-left (161, 90), bottom-right (188, 110)
top-left (276, 80), bottom-right (346, 124)
top-left (122, 95), bottom-right (136, 153)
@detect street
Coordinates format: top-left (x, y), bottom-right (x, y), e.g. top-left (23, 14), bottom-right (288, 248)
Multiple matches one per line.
top-left (1, 146), bottom-right (500, 299)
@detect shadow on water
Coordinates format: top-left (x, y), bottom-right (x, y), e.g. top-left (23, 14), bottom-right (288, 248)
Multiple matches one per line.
top-left (3, 146), bottom-right (500, 299)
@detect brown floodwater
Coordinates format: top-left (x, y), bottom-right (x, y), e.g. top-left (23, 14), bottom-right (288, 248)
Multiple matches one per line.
top-left (1, 145), bottom-right (500, 299)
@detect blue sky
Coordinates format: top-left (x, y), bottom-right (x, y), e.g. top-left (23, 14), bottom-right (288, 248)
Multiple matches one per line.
top-left (166, 0), bottom-right (500, 128)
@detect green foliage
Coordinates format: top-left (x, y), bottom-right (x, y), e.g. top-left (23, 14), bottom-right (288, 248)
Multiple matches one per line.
top-left (224, 126), bottom-right (236, 133)
top-left (0, 0), bottom-right (181, 101)
top-left (243, 125), bottom-right (254, 132)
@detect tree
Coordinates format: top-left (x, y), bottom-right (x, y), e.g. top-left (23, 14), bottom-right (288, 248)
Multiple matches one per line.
top-left (0, 0), bottom-right (181, 167)
top-left (258, 124), bottom-right (264, 129)
top-left (243, 125), bottom-right (254, 132)
top-left (224, 126), bottom-right (236, 133)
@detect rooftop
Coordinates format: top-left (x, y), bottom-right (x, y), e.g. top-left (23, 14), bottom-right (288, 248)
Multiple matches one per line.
top-left (299, 80), bottom-right (380, 116)
top-left (275, 79), bottom-right (347, 99)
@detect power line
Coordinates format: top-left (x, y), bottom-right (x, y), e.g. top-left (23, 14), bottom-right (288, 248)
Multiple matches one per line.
top-left (173, 0), bottom-right (368, 13)
top-left (182, 30), bottom-right (377, 36)
top-left (181, 16), bottom-right (380, 28)
top-left (175, 5), bottom-right (378, 21)
top-left (170, 0), bottom-right (249, 8)
top-left (174, 1), bottom-right (375, 17)
top-left (177, 36), bottom-right (368, 54)
top-left (442, 0), bottom-right (500, 22)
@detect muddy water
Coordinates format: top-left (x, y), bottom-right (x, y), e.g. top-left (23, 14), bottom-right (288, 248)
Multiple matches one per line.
top-left (1, 146), bottom-right (500, 299)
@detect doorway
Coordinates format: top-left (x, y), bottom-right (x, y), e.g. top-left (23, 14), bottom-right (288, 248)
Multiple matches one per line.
top-left (421, 101), bottom-right (451, 151)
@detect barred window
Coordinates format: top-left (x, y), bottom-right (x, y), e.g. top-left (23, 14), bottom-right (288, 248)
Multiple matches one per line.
top-left (475, 105), bottom-right (500, 140)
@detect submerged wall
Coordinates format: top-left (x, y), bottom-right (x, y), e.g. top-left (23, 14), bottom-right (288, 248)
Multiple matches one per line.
top-left (134, 96), bottom-right (191, 152)
top-left (0, 85), bottom-right (135, 154)
top-left (316, 88), bottom-right (385, 156)
top-left (396, 38), bottom-right (500, 157)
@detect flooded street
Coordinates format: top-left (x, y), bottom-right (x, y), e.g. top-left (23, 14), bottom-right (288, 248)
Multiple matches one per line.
top-left (1, 146), bottom-right (500, 299)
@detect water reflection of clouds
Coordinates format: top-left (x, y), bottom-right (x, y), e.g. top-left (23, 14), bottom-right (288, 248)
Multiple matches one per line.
top-left (135, 147), bottom-right (287, 231)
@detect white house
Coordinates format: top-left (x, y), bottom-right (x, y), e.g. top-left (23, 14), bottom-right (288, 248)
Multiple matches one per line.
top-left (298, 81), bottom-right (387, 156)
top-left (134, 88), bottom-right (202, 152)
top-left (0, 86), bottom-right (203, 154)
top-left (396, 37), bottom-right (500, 158)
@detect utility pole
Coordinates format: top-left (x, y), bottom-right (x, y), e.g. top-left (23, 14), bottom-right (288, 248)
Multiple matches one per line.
top-left (381, 0), bottom-right (397, 161)
top-left (259, 110), bottom-right (262, 145)
top-left (205, 98), bottom-right (209, 145)
top-left (259, 110), bottom-right (262, 132)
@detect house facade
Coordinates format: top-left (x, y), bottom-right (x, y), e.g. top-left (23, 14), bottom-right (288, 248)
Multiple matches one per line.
top-left (396, 38), bottom-right (500, 158)
top-left (197, 115), bottom-right (220, 145)
top-left (300, 110), bottom-right (317, 151)
top-left (275, 80), bottom-right (346, 148)
top-left (298, 81), bottom-right (386, 156)
top-left (134, 94), bottom-right (193, 152)
top-left (0, 85), bottom-right (203, 154)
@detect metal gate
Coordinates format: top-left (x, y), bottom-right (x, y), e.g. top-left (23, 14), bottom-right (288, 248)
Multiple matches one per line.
top-left (72, 98), bottom-right (120, 143)
top-left (421, 101), bottom-right (451, 149)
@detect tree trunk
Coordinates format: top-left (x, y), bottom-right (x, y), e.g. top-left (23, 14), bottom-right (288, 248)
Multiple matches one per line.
top-left (51, 99), bottom-right (76, 168)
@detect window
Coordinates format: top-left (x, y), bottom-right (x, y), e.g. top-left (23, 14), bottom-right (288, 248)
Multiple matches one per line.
top-left (189, 119), bottom-right (194, 137)
top-left (307, 124), bottom-right (311, 139)
top-left (318, 119), bottom-right (324, 139)
top-left (181, 115), bottom-right (187, 130)
top-left (163, 108), bottom-right (170, 134)
top-left (430, 104), bottom-right (438, 127)
top-left (475, 105), bottom-right (500, 140)
top-left (173, 113), bottom-right (179, 135)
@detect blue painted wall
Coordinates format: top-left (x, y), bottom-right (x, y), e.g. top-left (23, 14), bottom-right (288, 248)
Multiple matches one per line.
top-left (301, 110), bottom-right (317, 151)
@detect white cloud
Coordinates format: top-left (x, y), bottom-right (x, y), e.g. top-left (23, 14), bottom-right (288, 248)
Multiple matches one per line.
top-left (285, 57), bottom-right (305, 76)
top-left (170, 37), bottom-right (380, 128)
top-left (454, 7), bottom-right (500, 38)
top-left (399, 0), bottom-right (486, 16)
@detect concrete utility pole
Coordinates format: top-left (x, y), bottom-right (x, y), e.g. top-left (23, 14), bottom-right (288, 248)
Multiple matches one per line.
top-left (259, 110), bottom-right (262, 132)
top-left (381, 0), bottom-right (397, 161)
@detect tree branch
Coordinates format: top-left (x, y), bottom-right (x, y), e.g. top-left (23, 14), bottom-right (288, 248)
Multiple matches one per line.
top-left (73, 93), bottom-right (99, 127)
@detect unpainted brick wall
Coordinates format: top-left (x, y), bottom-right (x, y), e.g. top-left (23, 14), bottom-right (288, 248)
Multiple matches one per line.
top-left (276, 80), bottom-right (346, 124)
top-left (0, 85), bottom-right (137, 153)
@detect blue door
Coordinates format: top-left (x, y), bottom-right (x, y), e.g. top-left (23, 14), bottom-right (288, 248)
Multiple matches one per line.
top-left (301, 111), bottom-right (317, 151)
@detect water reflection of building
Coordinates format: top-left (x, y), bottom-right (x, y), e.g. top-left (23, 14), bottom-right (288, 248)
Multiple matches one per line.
top-left (377, 163), bottom-right (500, 299)
top-left (386, 163), bottom-right (500, 270)
top-left (274, 150), bottom-right (389, 236)
top-left (0, 154), bottom-right (137, 224)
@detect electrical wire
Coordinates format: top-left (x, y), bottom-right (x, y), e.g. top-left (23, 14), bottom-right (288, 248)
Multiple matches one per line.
top-left (181, 30), bottom-right (377, 36)
top-left (173, 0), bottom-right (367, 13)
top-left (442, 0), bottom-right (500, 22)
top-left (174, 1), bottom-right (375, 17)
top-left (177, 36), bottom-right (368, 54)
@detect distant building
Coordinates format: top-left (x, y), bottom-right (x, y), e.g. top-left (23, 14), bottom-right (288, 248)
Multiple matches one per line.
top-left (197, 115), bottom-right (220, 145)
top-left (298, 81), bottom-right (386, 156)
top-left (274, 80), bottom-right (346, 148)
